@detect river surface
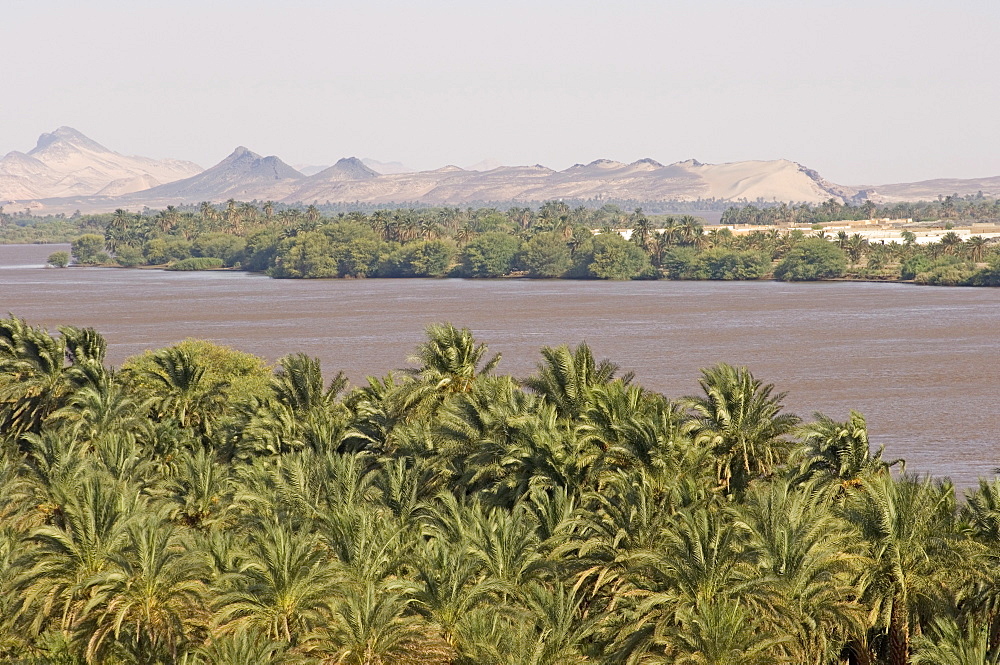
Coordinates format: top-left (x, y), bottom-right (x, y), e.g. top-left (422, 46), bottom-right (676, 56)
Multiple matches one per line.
top-left (2, 244), bottom-right (998, 487)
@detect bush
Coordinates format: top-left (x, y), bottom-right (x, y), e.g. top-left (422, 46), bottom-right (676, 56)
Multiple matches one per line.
top-left (520, 232), bottom-right (573, 278)
top-left (696, 248), bottom-right (770, 280)
top-left (774, 239), bottom-right (847, 281)
top-left (460, 232), bottom-right (522, 278)
top-left (900, 254), bottom-right (935, 280)
top-left (71, 234), bottom-right (108, 265)
top-left (115, 246), bottom-right (144, 267)
top-left (913, 264), bottom-right (976, 286)
top-left (46, 251), bottom-right (70, 268)
top-left (586, 233), bottom-right (652, 280)
top-left (167, 257), bottom-right (224, 271)
top-left (378, 240), bottom-right (455, 277)
top-left (192, 233), bottom-right (246, 267)
top-left (144, 237), bottom-right (192, 265)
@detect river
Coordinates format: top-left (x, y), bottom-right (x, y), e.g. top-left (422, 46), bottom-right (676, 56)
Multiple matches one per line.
top-left (1, 243), bottom-right (997, 487)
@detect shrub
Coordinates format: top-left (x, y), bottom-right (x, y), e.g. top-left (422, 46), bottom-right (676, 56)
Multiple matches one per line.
top-left (167, 257), bottom-right (224, 271)
top-left (520, 232), bottom-right (573, 278)
top-left (70, 234), bottom-right (108, 265)
top-left (46, 251), bottom-right (70, 268)
top-left (115, 246), bottom-right (144, 267)
top-left (774, 238), bottom-right (847, 281)
top-left (460, 232), bottom-right (522, 278)
top-left (586, 233), bottom-right (651, 280)
top-left (378, 240), bottom-right (455, 277)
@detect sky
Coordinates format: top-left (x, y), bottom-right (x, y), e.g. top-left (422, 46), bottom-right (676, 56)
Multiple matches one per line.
top-left (4, 0), bottom-right (999, 185)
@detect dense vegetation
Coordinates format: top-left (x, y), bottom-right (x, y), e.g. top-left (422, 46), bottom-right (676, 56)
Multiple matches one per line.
top-left (7, 199), bottom-right (1000, 284)
top-left (2, 317), bottom-right (1000, 664)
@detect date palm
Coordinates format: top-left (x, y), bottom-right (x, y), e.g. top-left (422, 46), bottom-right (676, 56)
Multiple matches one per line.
top-left (305, 579), bottom-right (452, 665)
top-left (81, 515), bottom-right (209, 664)
top-left (911, 616), bottom-right (1000, 665)
top-left (844, 474), bottom-right (970, 665)
top-left (408, 323), bottom-right (501, 394)
top-left (140, 347), bottom-right (229, 438)
top-left (522, 342), bottom-right (633, 422)
top-left (214, 523), bottom-right (339, 647)
top-left (12, 476), bottom-right (141, 637)
top-left (738, 479), bottom-right (866, 665)
top-left (0, 317), bottom-right (70, 440)
top-left (792, 410), bottom-right (901, 499)
top-left (684, 363), bottom-right (800, 494)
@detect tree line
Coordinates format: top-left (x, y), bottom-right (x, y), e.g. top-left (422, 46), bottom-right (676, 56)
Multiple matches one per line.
top-left (2, 318), bottom-right (1000, 664)
top-left (13, 198), bottom-right (998, 285)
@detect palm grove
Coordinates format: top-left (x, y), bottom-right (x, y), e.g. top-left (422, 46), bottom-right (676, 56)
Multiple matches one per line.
top-left (3, 317), bottom-right (1000, 664)
top-left (26, 198), bottom-right (999, 285)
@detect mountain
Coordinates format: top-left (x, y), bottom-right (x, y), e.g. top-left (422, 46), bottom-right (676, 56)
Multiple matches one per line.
top-left (361, 158), bottom-right (415, 175)
top-left (861, 175), bottom-right (1000, 203)
top-left (287, 158), bottom-right (379, 201)
top-left (119, 147), bottom-right (304, 205)
top-left (0, 126), bottom-right (202, 201)
top-left (18, 128), bottom-right (1000, 213)
top-left (266, 158), bottom-right (854, 206)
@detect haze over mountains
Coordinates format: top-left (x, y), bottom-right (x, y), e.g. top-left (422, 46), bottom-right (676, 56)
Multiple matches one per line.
top-left (2, 127), bottom-right (998, 214)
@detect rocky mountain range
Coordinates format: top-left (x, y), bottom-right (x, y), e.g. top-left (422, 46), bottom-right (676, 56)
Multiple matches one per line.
top-left (3, 127), bottom-right (998, 214)
top-left (0, 127), bottom-right (202, 202)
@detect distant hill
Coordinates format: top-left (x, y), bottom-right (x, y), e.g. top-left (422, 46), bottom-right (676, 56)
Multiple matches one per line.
top-left (0, 127), bottom-right (201, 202)
top-left (861, 175), bottom-right (1000, 203)
top-left (7, 126), bottom-right (1000, 214)
top-left (118, 147), bottom-right (303, 206)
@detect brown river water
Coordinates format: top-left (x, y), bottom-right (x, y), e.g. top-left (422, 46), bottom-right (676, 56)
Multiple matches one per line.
top-left (1, 244), bottom-right (998, 487)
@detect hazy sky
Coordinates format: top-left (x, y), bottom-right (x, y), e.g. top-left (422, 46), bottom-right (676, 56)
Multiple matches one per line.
top-left (4, 0), bottom-right (999, 184)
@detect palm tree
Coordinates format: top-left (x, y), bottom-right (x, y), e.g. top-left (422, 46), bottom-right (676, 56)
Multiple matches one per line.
top-left (911, 616), bottom-right (1000, 665)
top-left (966, 235), bottom-right (989, 263)
top-left (0, 317), bottom-right (71, 441)
top-left (138, 347), bottom-right (229, 438)
top-left (844, 474), bottom-right (969, 665)
top-left (792, 411), bottom-right (901, 498)
top-left (940, 231), bottom-right (963, 255)
top-left (411, 538), bottom-right (503, 649)
top-left (522, 342), bottom-right (633, 422)
top-left (684, 364), bottom-right (800, 494)
top-left (195, 627), bottom-right (288, 665)
top-left (630, 208), bottom-right (653, 252)
top-left (739, 479), bottom-right (866, 665)
top-left (305, 580), bottom-right (452, 665)
top-left (12, 476), bottom-right (142, 638)
top-left (81, 515), bottom-right (209, 664)
top-left (408, 323), bottom-right (501, 394)
top-left (214, 523), bottom-right (339, 647)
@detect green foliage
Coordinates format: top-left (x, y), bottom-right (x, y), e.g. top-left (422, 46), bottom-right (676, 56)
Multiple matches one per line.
top-left (2, 315), bottom-right (999, 665)
top-left (774, 238), bottom-right (847, 281)
top-left (192, 233), bottom-right (246, 267)
top-left (167, 257), bottom-right (224, 271)
top-left (144, 237), bottom-right (192, 265)
top-left (379, 240), bottom-right (455, 277)
top-left (46, 251), bottom-right (70, 268)
top-left (460, 232), bottom-right (522, 278)
top-left (70, 234), bottom-right (108, 265)
top-left (520, 232), bottom-right (573, 278)
top-left (969, 256), bottom-right (1000, 286)
top-left (114, 245), bottom-right (144, 267)
top-left (585, 232), bottom-right (652, 280)
top-left (34, 201), bottom-right (1000, 288)
top-left (666, 247), bottom-right (770, 280)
